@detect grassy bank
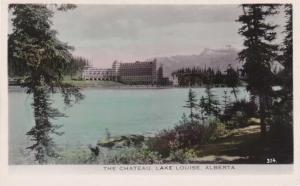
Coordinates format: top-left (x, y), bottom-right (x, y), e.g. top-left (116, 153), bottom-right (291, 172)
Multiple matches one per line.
top-left (84, 124), bottom-right (291, 164)
top-left (20, 123), bottom-right (291, 165)
top-left (192, 125), bottom-right (292, 164)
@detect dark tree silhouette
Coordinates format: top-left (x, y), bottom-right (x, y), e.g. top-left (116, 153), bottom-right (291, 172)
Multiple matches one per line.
top-left (237, 4), bottom-right (279, 136)
top-left (198, 96), bottom-right (207, 123)
top-left (277, 4), bottom-right (293, 126)
top-left (172, 66), bottom-right (231, 87)
top-left (270, 4), bottom-right (293, 161)
top-left (225, 64), bottom-right (239, 101)
top-left (202, 86), bottom-right (220, 119)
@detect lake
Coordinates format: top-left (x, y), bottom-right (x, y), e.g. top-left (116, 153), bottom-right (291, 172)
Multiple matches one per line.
top-left (9, 87), bottom-right (249, 164)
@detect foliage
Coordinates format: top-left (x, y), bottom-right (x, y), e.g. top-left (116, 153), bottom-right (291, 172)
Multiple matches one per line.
top-left (172, 66), bottom-right (240, 87)
top-left (63, 56), bottom-right (89, 78)
top-left (87, 120), bottom-right (228, 164)
top-left (198, 86), bottom-right (221, 120)
top-left (198, 96), bottom-right (208, 123)
top-left (281, 4), bottom-right (293, 93)
top-left (26, 85), bottom-right (65, 163)
top-left (237, 4), bottom-right (279, 135)
top-left (8, 4), bottom-right (83, 102)
top-left (269, 4), bottom-right (293, 160)
top-left (8, 4), bottom-right (83, 163)
top-left (147, 121), bottom-right (225, 158)
top-left (183, 88), bottom-right (199, 123)
top-left (179, 113), bottom-right (189, 125)
top-left (105, 148), bottom-right (163, 164)
top-left (221, 90), bottom-right (232, 120)
top-left (225, 99), bottom-right (257, 119)
top-left (209, 122), bottom-right (228, 141)
top-left (225, 65), bottom-right (240, 101)
top-left (221, 99), bottom-right (258, 129)
top-left (272, 4), bottom-right (293, 129)
top-left (168, 149), bottom-right (198, 163)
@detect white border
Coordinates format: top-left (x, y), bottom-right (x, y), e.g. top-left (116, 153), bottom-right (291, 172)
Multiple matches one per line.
top-left (1, 0), bottom-right (299, 186)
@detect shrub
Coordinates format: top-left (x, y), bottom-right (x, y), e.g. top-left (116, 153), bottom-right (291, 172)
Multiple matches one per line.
top-left (221, 99), bottom-right (258, 129)
top-left (168, 149), bottom-right (186, 163)
top-left (209, 122), bottom-right (228, 141)
top-left (224, 120), bottom-right (239, 130)
top-left (146, 129), bottom-right (177, 157)
top-left (168, 149), bottom-right (198, 163)
top-left (232, 99), bottom-right (257, 117)
top-left (106, 147), bottom-right (163, 164)
top-left (147, 121), bottom-right (225, 157)
top-left (183, 149), bottom-right (199, 159)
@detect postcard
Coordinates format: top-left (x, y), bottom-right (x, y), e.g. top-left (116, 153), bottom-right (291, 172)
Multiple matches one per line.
top-left (0, 0), bottom-right (299, 186)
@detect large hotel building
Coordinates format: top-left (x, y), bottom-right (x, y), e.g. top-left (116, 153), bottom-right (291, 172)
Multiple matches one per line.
top-left (82, 59), bottom-right (170, 85)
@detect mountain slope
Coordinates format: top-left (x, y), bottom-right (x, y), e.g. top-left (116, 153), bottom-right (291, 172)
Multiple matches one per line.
top-left (156, 47), bottom-right (242, 77)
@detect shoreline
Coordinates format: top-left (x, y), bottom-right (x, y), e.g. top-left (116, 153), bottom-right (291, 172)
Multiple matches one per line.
top-left (8, 80), bottom-right (245, 90)
top-left (8, 84), bottom-right (246, 90)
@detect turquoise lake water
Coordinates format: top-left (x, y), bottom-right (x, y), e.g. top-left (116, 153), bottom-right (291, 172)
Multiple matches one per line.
top-left (9, 87), bottom-right (249, 163)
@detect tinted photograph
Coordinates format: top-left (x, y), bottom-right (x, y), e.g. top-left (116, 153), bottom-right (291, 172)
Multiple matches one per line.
top-left (8, 4), bottom-right (293, 165)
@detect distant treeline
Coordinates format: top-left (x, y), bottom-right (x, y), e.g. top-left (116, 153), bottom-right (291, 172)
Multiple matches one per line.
top-left (171, 65), bottom-right (241, 87)
top-left (8, 56), bottom-right (89, 78)
top-left (64, 56), bottom-right (89, 78)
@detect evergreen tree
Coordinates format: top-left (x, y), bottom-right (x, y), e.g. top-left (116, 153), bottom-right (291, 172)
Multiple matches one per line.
top-left (278, 4), bottom-right (293, 126)
top-left (225, 64), bottom-right (239, 101)
top-left (8, 4), bottom-right (83, 163)
top-left (237, 4), bottom-right (279, 136)
top-left (26, 85), bottom-right (65, 161)
top-left (204, 86), bottom-right (220, 118)
top-left (214, 69), bottom-right (223, 85)
top-left (198, 86), bottom-right (220, 120)
top-left (222, 90), bottom-right (231, 111)
top-left (172, 66), bottom-right (228, 87)
top-left (198, 96), bottom-right (207, 123)
top-left (64, 56), bottom-right (89, 78)
top-left (179, 113), bottom-right (189, 125)
top-left (183, 88), bottom-right (198, 123)
top-left (221, 90), bottom-right (230, 121)
top-left (271, 4), bottom-right (293, 147)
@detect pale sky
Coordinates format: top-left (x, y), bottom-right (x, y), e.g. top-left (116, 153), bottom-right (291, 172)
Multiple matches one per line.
top-left (51, 5), bottom-right (245, 68)
top-left (10, 5), bottom-right (285, 68)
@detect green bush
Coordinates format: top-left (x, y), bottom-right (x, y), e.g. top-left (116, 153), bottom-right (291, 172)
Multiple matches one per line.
top-left (106, 148), bottom-right (163, 164)
top-left (86, 121), bottom-right (229, 164)
top-left (147, 121), bottom-right (225, 157)
top-left (168, 149), bottom-right (186, 163)
top-left (168, 149), bottom-right (198, 163)
top-left (209, 122), bottom-right (228, 141)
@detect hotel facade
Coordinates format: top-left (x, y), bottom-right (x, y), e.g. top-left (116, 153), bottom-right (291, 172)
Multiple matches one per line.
top-left (81, 67), bottom-right (114, 81)
top-left (82, 59), bottom-right (169, 85)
